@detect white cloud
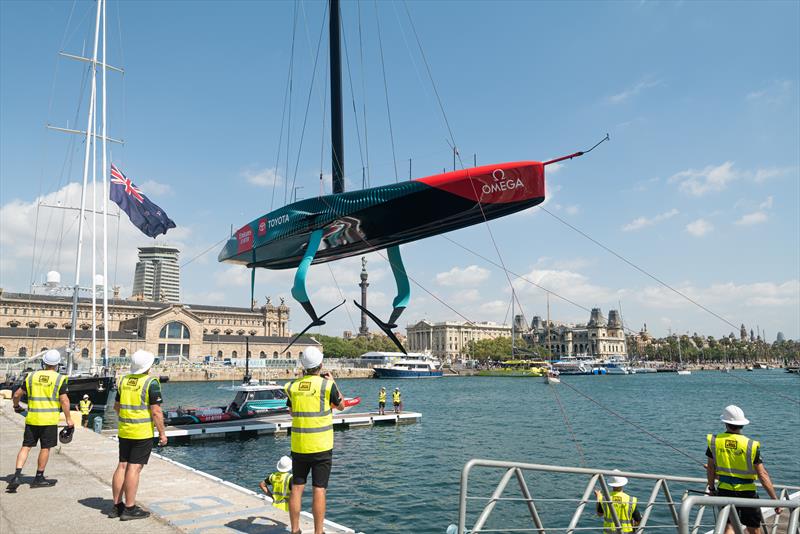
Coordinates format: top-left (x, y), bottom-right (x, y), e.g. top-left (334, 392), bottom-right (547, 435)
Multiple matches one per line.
top-left (669, 161), bottom-right (737, 196)
top-left (564, 205), bottom-right (580, 215)
top-left (635, 280), bottom-right (799, 309)
top-left (139, 180), bottom-right (172, 197)
top-left (685, 218), bottom-right (713, 237)
top-left (622, 208), bottom-right (679, 232)
top-left (733, 195), bottom-right (772, 226)
top-left (546, 162), bottom-right (563, 174)
top-left (435, 265), bottom-right (490, 287)
top-left (512, 266), bottom-right (618, 304)
top-left (243, 167), bottom-right (283, 188)
top-left (608, 78), bottom-right (661, 104)
top-left (480, 300), bottom-right (509, 317)
top-left (735, 212), bottom-right (768, 226)
top-left (746, 80), bottom-right (793, 104)
top-left (754, 167), bottom-right (793, 183)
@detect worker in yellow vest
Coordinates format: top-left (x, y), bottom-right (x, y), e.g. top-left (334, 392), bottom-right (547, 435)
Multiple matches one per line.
top-left (392, 387), bottom-right (402, 413)
top-left (594, 470), bottom-right (640, 534)
top-left (259, 455), bottom-right (293, 511)
top-left (8, 349), bottom-right (73, 490)
top-left (706, 405), bottom-right (782, 534)
top-left (109, 350), bottom-right (167, 521)
top-left (79, 394), bottom-right (93, 428)
top-left (284, 347), bottom-right (346, 534)
top-left (378, 387), bottom-right (387, 415)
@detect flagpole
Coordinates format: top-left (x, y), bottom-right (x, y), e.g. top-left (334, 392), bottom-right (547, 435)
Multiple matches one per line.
top-left (101, 0), bottom-right (109, 369)
top-left (67, 0), bottom-right (102, 375)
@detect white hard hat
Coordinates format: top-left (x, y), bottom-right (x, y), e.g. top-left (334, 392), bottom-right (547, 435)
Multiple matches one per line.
top-left (130, 350), bottom-right (155, 374)
top-left (608, 469), bottom-right (628, 487)
top-left (720, 405), bottom-right (749, 426)
top-left (42, 349), bottom-right (62, 366)
top-left (276, 455), bottom-right (292, 473)
top-left (299, 347), bottom-right (323, 369)
top-left (83, 394), bottom-right (89, 399)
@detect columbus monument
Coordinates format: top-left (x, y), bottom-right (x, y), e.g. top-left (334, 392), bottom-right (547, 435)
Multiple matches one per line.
top-left (358, 257), bottom-right (369, 337)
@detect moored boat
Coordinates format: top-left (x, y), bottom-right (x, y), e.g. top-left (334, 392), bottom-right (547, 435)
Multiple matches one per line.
top-left (374, 358), bottom-right (443, 378)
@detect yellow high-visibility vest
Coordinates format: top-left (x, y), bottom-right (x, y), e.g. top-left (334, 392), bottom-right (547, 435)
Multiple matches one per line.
top-left (600, 491), bottom-right (637, 533)
top-left (285, 375), bottom-right (333, 454)
top-left (117, 374), bottom-right (157, 440)
top-left (707, 433), bottom-right (759, 491)
top-left (392, 391), bottom-right (401, 403)
top-left (79, 399), bottom-right (92, 415)
top-left (378, 390), bottom-right (386, 403)
top-left (269, 472), bottom-right (293, 511)
top-left (25, 370), bottom-right (67, 426)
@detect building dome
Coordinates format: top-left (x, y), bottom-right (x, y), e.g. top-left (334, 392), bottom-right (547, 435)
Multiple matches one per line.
top-left (46, 271), bottom-right (61, 286)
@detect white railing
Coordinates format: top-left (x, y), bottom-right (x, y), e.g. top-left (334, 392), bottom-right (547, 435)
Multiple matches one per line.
top-left (455, 459), bottom-right (800, 534)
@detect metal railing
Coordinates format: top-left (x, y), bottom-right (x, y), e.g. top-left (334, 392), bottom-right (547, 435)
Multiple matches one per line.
top-left (457, 459), bottom-right (800, 534)
top-left (680, 493), bottom-right (799, 534)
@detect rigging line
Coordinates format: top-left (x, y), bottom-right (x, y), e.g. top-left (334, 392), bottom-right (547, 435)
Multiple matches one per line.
top-left (721, 372), bottom-right (799, 405)
top-left (270, 21), bottom-right (294, 211)
top-left (326, 263), bottom-right (357, 332)
top-left (340, 11), bottom-right (366, 174)
top-left (373, 0), bottom-right (399, 183)
top-left (284, 1), bottom-right (299, 206)
top-left (180, 236), bottom-right (230, 269)
top-left (558, 378), bottom-right (705, 468)
top-left (357, 0), bottom-right (371, 187)
top-left (288, 1), bottom-right (328, 201)
top-left (549, 382), bottom-right (587, 467)
top-left (402, 0), bottom-right (457, 151)
top-left (441, 235), bottom-right (650, 338)
top-left (401, 0), bottom-right (529, 334)
top-left (319, 52), bottom-right (329, 189)
top-left (540, 206), bottom-right (740, 331)
top-left (390, 1), bottom-right (437, 124)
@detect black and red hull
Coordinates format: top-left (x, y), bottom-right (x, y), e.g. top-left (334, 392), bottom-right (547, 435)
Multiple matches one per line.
top-left (219, 161), bottom-right (545, 269)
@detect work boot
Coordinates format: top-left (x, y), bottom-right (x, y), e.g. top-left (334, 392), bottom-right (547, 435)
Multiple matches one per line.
top-left (30, 475), bottom-right (57, 488)
top-left (120, 505), bottom-right (151, 521)
top-left (6, 474), bottom-right (21, 492)
top-left (107, 502), bottom-right (125, 518)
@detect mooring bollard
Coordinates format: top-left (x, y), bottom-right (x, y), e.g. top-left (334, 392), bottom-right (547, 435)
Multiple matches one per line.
top-left (93, 415), bottom-right (103, 434)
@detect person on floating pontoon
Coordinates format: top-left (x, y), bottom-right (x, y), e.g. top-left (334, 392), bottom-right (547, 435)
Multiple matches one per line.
top-left (392, 387), bottom-right (402, 414)
top-left (378, 387), bottom-right (387, 415)
top-left (594, 470), bottom-right (641, 534)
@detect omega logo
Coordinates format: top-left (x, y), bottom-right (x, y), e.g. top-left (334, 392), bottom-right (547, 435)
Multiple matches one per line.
top-left (482, 168), bottom-right (524, 195)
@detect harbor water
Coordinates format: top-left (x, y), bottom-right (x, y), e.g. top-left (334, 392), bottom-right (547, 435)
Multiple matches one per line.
top-left (107, 370), bottom-right (799, 533)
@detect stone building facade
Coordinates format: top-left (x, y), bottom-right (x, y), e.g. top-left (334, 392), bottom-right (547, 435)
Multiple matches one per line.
top-left (0, 290), bottom-right (319, 363)
top-left (522, 308), bottom-right (627, 358)
top-left (406, 320), bottom-right (511, 361)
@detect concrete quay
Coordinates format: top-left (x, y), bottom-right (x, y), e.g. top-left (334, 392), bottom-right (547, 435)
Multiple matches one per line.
top-left (0, 400), bottom-right (357, 534)
top-left (151, 366), bottom-right (375, 382)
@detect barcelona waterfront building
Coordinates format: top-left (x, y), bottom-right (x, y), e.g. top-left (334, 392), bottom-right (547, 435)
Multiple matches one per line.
top-left (522, 308), bottom-right (628, 358)
top-left (406, 320), bottom-right (511, 361)
top-left (0, 289), bottom-right (319, 363)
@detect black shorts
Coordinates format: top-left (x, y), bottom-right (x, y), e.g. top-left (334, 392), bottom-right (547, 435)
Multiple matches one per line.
top-left (378, 401), bottom-right (386, 408)
top-left (81, 414), bottom-right (90, 425)
top-left (22, 424), bottom-right (58, 449)
top-left (291, 450), bottom-right (332, 488)
top-left (118, 437), bottom-right (154, 465)
top-left (717, 489), bottom-right (763, 528)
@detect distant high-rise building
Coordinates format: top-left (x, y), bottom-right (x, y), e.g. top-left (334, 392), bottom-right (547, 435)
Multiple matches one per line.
top-left (131, 245), bottom-right (180, 302)
top-left (740, 324), bottom-right (747, 341)
top-left (776, 332), bottom-right (785, 342)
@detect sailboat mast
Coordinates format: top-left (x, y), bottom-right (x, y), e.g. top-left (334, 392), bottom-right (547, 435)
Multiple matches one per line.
top-left (330, 0), bottom-right (344, 194)
top-left (101, 0), bottom-right (110, 369)
top-left (511, 291), bottom-right (515, 358)
top-left (67, 0), bottom-right (103, 375)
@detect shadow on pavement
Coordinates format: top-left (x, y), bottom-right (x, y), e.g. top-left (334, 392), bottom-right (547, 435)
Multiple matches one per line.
top-left (79, 496), bottom-right (114, 514)
top-left (225, 515), bottom-right (286, 533)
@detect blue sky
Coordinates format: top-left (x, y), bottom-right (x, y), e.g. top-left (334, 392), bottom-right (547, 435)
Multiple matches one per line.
top-left (1, 0), bottom-right (798, 340)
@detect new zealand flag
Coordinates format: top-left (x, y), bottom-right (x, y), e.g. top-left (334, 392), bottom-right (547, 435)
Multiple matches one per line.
top-left (109, 164), bottom-right (176, 238)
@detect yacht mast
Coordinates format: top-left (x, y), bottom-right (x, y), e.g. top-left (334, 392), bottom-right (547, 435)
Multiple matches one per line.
top-left (101, 0), bottom-right (110, 369)
top-left (511, 291), bottom-right (515, 358)
top-left (330, 0), bottom-right (344, 194)
top-left (67, 0), bottom-right (103, 375)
